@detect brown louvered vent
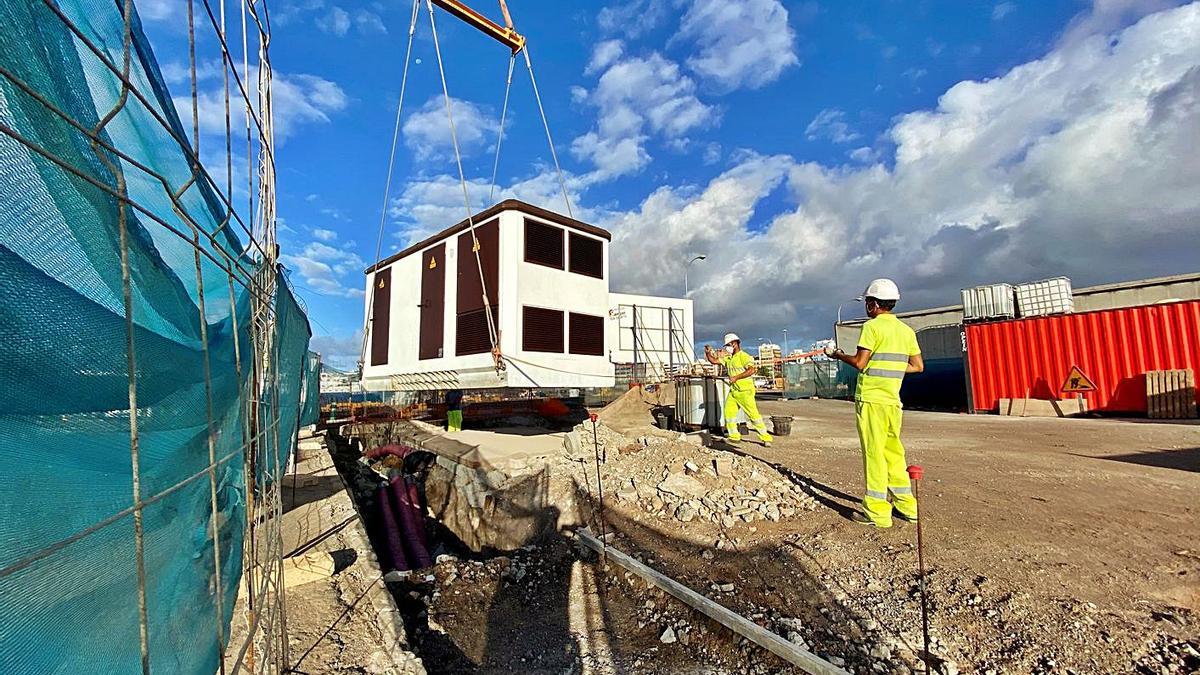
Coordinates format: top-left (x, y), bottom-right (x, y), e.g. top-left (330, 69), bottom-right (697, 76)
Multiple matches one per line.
top-left (524, 219), bottom-right (564, 269)
top-left (523, 306), bottom-right (564, 353)
top-left (456, 307), bottom-right (496, 356)
top-left (569, 232), bottom-right (603, 279)
top-left (569, 312), bottom-right (605, 356)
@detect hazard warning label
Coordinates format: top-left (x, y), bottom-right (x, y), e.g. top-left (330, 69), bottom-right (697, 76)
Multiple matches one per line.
top-left (1061, 365), bottom-right (1097, 393)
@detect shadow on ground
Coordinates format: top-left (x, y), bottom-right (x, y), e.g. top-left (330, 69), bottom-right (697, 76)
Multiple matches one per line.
top-left (1081, 447), bottom-right (1200, 473)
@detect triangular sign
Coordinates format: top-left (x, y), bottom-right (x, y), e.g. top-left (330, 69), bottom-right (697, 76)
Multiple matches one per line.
top-left (1061, 365), bottom-right (1096, 393)
top-left (428, 257), bottom-right (437, 269)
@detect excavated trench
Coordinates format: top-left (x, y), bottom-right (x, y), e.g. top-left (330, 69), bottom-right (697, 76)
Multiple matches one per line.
top-left (322, 414), bottom-right (858, 675)
top-left (324, 422), bottom-right (605, 673)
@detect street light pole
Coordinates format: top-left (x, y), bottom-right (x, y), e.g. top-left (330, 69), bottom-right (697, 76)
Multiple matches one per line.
top-left (684, 254), bottom-right (707, 296)
top-left (834, 296), bottom-right (864, 349)
top-left (782, 329), bottom-right (788, 356)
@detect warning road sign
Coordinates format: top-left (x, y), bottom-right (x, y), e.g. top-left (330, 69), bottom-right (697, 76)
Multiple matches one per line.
top-left (1061, 365), bottom-right (1097, 393)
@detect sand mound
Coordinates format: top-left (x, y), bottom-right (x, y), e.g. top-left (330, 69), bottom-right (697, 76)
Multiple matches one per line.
top-left (596, 382), bottom-right (676, 434)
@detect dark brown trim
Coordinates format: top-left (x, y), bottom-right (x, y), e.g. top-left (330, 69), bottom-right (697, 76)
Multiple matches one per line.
top-left (365, 199), bottom-right (611, 273)
top-left (418, 243), bottom-right (446, 360)
top-left (369, 267), bottom-right (391, 366)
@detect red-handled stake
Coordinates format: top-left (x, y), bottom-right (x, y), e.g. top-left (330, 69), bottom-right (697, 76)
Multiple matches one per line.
top-left (908, 464), bottom-right (931, 674)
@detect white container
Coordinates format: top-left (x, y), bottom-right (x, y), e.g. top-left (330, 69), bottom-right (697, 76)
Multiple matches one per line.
top-left (961, 283), bottom-right (1016, 322)
top-left (1015, 277), bottom-right (1073, 317)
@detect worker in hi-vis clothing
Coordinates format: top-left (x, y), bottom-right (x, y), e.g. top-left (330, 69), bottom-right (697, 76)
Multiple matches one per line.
top-left (705, 333), bottom-right (773, 447)
top-left (827, 279), bottom-right (924, 528)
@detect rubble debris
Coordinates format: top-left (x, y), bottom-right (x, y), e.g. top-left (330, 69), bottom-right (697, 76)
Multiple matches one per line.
top-left (564, 418), bottom-right (817, 532)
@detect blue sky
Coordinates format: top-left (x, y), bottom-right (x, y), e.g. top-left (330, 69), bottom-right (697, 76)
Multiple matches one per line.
top-left (140, 0), bottom-right (1200, 368)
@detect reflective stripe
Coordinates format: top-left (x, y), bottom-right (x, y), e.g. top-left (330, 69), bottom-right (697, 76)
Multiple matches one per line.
top-left (871, 352), bottom-right (909, 363)
top-left (865, 490), bottom-right (888, 501)
top-left (889, 486), bottom-right (912, 495)
top-left (864, 368), bottom-right (905, 379)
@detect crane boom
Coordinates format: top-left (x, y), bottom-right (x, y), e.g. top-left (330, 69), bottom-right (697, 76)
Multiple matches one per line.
top-left (430, 0), bottom-right (526, 53)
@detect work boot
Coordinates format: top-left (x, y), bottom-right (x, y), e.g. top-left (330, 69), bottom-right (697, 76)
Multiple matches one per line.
top-left (850, 511), bottom-right (889, 528)
top-left (893, 508), bottom-right (918, 524)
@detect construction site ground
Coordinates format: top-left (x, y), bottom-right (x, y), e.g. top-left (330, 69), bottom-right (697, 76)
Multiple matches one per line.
top-left (729, 398), bottom-right (1200, 674)
top-left (377, 396), bottom-right (1198, 675)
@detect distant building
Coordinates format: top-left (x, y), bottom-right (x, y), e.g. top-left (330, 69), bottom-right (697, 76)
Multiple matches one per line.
top-left (319, 368), bottom-right (358, 394)
top-left (607, 292), bottom-right (695, 382)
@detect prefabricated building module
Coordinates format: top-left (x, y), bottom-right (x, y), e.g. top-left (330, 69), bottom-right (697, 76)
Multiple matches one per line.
top-left (361, 200), bottom-right (620, 391)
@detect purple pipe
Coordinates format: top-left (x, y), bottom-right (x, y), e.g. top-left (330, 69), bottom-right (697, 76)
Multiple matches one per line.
top-left (390, 475), bottom-right (433, 569)
top-left (376, 483), bottom-right (410, 571)
top-left (406, 477), bottom-right (432, 555)
top-left (366, 443), bottom-right (417, 461)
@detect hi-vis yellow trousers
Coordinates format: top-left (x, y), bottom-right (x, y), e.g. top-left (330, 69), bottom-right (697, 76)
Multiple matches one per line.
top-left (725, 389), bottom-right (773, 443)
top-left (855, 401), bottom-right (917, 527)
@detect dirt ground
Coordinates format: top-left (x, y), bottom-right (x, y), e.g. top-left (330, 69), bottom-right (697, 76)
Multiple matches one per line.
top-left (661, 398), bottom-right (1200, 674)
top-left (334, 399), bottom-right (1199, 674)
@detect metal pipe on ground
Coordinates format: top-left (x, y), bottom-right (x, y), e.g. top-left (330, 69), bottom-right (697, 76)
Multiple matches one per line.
top-left (574, 528), bottom-right (850, 675)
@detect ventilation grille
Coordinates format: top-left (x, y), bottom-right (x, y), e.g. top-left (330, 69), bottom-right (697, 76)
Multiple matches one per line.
top-left (456, 307), bottom-right (496, 356)
top-left (524, 219), bottom-right (564, 269)
top-left (523, 306), bottom-right (565, 353)
top-left (569, 232), bottom-right (603, 279)
top-left (569, 312), bottom-right (605, 356)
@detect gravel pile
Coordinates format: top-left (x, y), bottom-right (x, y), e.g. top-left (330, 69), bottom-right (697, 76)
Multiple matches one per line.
top-left (565, 420), bottom-right (817, 532)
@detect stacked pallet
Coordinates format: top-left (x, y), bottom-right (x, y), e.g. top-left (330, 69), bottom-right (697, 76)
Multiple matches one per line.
top-left (1146, 369), bottom-right (1198, 419)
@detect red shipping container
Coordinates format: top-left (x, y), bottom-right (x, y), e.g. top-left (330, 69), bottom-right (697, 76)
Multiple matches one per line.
top-left (965, 300), bottom-right (1200, 413)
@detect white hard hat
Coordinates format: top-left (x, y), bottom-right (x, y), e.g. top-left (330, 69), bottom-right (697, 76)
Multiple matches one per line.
top-left (723, 333), bottom-right (741, 346)
top-left (863, 278), bottom-right (900, 301)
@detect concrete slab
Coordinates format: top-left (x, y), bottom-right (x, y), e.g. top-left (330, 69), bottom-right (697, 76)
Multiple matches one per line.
top-left (402, 420), bottom-right (566, 471)
top-left (224, 433), bottom-right (425, 674)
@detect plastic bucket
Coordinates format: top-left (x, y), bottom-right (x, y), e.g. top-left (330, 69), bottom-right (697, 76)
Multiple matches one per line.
top-left (771, 415), bottom-right (793, 436)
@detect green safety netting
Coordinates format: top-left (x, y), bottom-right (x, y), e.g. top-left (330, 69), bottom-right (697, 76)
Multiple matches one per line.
top-left (783, 360), bottom-right (857, 400)
top-left (300, 351), bottom-right (322, 426)
top-left (0, 1), bottom-right (310, 673)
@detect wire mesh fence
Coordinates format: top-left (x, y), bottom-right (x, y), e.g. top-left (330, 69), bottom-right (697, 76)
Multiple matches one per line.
top-left (0, 0), bottom-right (312, 673)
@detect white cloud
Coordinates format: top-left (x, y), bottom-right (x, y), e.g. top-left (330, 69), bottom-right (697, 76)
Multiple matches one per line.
top-left (674, 0), bottom-right (800, 92)
top-left (175, 69), bottom-right (348, 142)
top-left (848, 146), bottom-right (880, 163)
top-left (703, 142), bottom-right (722, 165)
top-left (309, 331), bottom-right (364, 371)
top-left (598, 3), bottom-right (1200, 344)
top-left (1058, 0), bottom-right (1177, 45)
top-left (355, 10), bottom-right (388, 34)
top-left (388, 169), bottom-right (591, 248)
top-left (311, 228), bottom-right (337, 241)
top-left (281, 241), bottom-right (365, 298)
top-left (992, 2), bottom-right (1017, 21)
top-left (316, 7), bottom-right (351, 36)
top-left (805, 108), bottom-right (861, 143)
top-left (586, 40), bottom-right (625, 75)
top-left (402, 96), bottom-right (500, 162)
top-left (137, 0), bottom-right (176, 21)
top-left (572, 48), bottom-right (718, 179)
top-left (597, 0), bottom-right (672, 38)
